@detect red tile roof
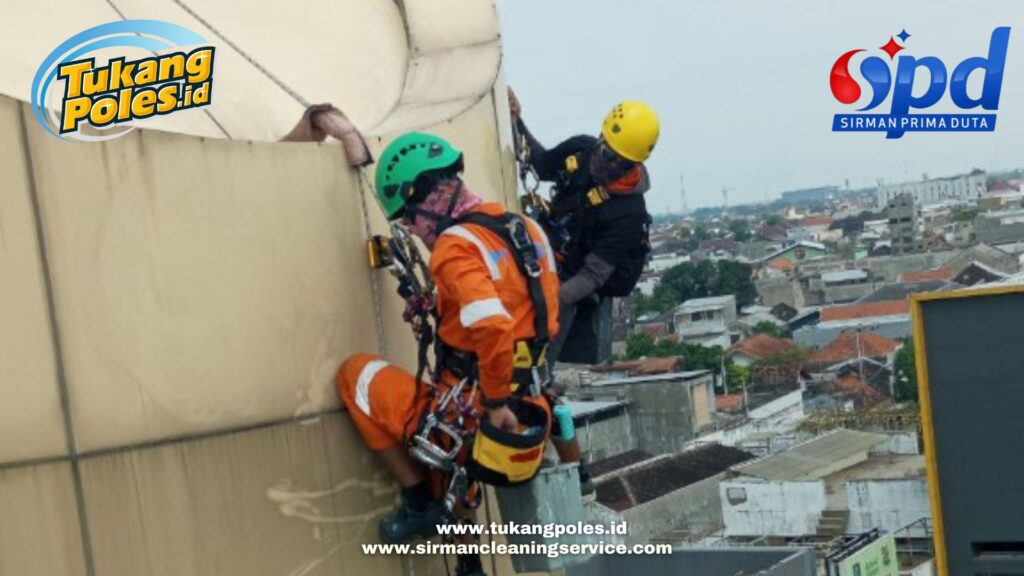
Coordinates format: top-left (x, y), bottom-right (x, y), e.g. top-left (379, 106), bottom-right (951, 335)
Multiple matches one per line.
top-left (636, 356), bottom-right (684, 375)
top-left (811, 331), bottom-right (900, 365)
top-left (729, 334), bottom-right (795, 360)
top-left (639, 323), bottom-right (670, 338)
top-left (899, 267), bottom-right (954, 282)
top-left (591, 356), bottom-right (682, 376)
top-left (820, 300), bottom-right (909, 322)
top-left (715, 394), bottom-right (745, 413)
top-left (834, 375), bottom-right (884, 403)
top-left (798, 216), bottom-right (834, 228)
top-left (767, 258), bottom-right (795, 272)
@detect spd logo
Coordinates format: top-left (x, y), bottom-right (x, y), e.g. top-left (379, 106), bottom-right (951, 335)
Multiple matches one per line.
top-left (32, 20), bottom-right (215, 141)
top-left (830, 28), bottom-right (1010, 138)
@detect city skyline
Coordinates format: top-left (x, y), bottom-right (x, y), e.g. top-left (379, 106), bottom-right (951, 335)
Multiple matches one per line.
top-left (497, 0), bottom-right (1024, 213)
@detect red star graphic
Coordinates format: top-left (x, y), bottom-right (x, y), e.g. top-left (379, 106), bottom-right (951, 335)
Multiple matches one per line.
top-left (880, 36), bottom-right (904, 59)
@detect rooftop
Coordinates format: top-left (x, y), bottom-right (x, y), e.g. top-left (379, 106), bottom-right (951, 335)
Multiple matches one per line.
top-left (588, 370), bottom-right (712, 388)
top-left (591, 356), bottom-right (683, 376)
top-left (731, 429), bottom-right (888, 481)
top-left (676, 295), bottom-right (736, 314)
top-left (728, 334), bottom-right (795, 360)
top-left (811, 331), bottom-right (901, 365)
top-left (759, 241), bottom-right (828, 263)
top-left (820, 300), bottom-right (909, 322)
top-left (899, 267), bottom-right (954, 282)
top-left (588, 449), bottom-right (654, 478)
top-left (596, 444), bottom-right (755, 511)
top-left (856, 279), bottom-right (956, 303)
top-left (821, 269), bottom-right (868, 284)
top-left (565, 399), bottom-right (630, 420)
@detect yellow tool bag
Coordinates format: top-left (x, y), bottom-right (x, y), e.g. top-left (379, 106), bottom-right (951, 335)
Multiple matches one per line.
top-left (467, 396), bottom-right (550, 486)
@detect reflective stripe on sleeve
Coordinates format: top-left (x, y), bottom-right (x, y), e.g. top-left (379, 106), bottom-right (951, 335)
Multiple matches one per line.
top-left (460, 297), bottom-right (512, 328)
top-left (355, 359), bottom-right (389, 416)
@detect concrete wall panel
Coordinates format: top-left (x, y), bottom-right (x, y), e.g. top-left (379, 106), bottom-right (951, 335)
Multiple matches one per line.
top-left (0, 95), bottom-right (67, 463)
top-left (0, 462), bottom-right (87, 576)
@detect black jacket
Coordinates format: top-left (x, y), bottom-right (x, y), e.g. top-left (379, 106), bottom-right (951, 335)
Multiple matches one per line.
top-left (518, 120), bottom-right (651, 297)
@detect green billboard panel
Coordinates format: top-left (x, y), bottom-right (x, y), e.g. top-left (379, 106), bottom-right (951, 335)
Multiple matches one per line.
top-left (838, 534), bottom-right (898, 576)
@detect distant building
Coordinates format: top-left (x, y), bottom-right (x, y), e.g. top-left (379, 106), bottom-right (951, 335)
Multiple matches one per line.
top-left (647, 251), bottom-right (690, 272)
top-left (780, 185), bottom-right (840, 204)
top-left (876, 169), bottom-right (986, 208)
top-left (760, 240), bottom-right (827, 264)
top-left (674, 295), bottom-right (738, 348)
top-left (787, 216), bottom-right (835, 243)
top-left (579, 371), bottom-right (716, 455)
top-left (794, 300), bottom-right (911, 348)
top-left (820, 269), bottom-right (873, 304)
top-left (975, 207), bottom-right (1024, 245)
top-left (886, 193), bottom-right (919, 255)
top-left (720, 430), bottom-right (929, 539)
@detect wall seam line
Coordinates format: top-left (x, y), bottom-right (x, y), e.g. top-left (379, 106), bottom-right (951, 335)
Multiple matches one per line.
top-left (17, 104), bottom-right (97, 576)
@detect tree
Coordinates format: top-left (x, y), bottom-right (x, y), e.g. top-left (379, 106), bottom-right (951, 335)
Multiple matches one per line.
top-left (751, 321), bottom-right (786, 338)
top-left (725, 363), bottom-right (750, 395)
top-left (625, 333), bottom-right (657, 359)
top-left (764, 214), bottom-right (784, 227)
top-left (894, 340), bottom-right (918, 402)
top-left (649, 260), bottom-right (758, 314)
top-left (727, 219), bottom-right (752, 242)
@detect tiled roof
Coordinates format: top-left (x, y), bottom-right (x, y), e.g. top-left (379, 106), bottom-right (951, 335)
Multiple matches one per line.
top-left (820, 300), bottom-right (909, 322)
top-left (899, 267), bottom-right (954, 282)
top-left (797, 216), bottom-right (834, 227)
top-left (767, 258), bottom-right (795, 271)
top-left (729, 334), bottom-right (795, 360)
top-left (590, 356), bottom-right (682, 376)
top-left (715, 394), bottom-right (745, 413)
top-left (596, 444), bottom-right (754, 511)
top-left (834, 375), bottom-right (884, 401)
top-left (811, 331), bottom-right (900, 365)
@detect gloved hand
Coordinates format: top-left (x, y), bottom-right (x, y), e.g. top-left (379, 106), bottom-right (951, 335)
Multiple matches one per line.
top-left (507, 87), bottom-right (521, 119)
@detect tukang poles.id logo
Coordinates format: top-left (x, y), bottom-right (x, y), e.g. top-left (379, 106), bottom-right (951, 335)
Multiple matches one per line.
top-left (830, 27), bottom-right (1010, 138)
top-left (32, 19), bottom-right (216, 142)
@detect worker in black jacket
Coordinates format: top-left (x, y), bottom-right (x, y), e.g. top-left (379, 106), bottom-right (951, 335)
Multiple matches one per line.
top-left (509, 89), bottom-right (659, 363)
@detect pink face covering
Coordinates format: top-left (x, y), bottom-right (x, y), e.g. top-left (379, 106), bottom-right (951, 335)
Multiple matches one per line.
top-left (405, 178), bottom-right (483, 248)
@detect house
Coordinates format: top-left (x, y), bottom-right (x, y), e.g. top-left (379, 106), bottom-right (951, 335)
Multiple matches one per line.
top-left (579, 371), bottom-right (716, 454)
top-left (952, 260), bottom-right (1010, 286)
top-left (673, 295), bottom-right (737, 348)
top-left (635, 272), bottom-right (662, 296)
top-left (786, 216), bottom-right (834, 243)
top-left (692, 238), bottom-right (740, 262)
top-left (758, 241), bottom-right (827, 266)
top-left (647, 251), bottom-right (689, 272)
top-left (794, 301), bottom-right (910, 348)
top-left (819, 269), bottom-right (873, 304)
top-left (728, 334), bottom-right (796, 368)
top-left (808, 330), bottom-right (900, 369)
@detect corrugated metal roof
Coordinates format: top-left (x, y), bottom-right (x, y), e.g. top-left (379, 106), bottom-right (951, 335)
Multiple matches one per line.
top-left (564, 399), bottom-right (629, 419)
top-left (731, 429), bottom-right (888, 481)
top-left (821, 269), bottom-right (868, 283)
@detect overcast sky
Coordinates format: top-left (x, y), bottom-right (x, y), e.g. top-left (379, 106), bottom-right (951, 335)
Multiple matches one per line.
top-left (495, 0), bottom-right (1024, 212)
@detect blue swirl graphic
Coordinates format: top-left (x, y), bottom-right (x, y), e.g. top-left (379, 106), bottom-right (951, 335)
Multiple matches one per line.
top-left (32, 20), bottom-right (207, 139)
top-left (858, 56), bottom-right (893, 112)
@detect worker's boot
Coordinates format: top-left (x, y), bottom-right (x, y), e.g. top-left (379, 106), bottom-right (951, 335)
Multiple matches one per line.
top-left (455, 553), bottom-right (487, 576)
top-left (578, 462), bottom-right (596, 500)
top-left (378, 498), bottom-right (446, 544)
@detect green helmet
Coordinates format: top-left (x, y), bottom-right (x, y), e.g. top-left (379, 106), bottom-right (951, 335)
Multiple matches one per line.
top-left (375, 132), bottom-right (464, 220)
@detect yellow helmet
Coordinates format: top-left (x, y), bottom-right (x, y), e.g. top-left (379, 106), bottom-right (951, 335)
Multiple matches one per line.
top-left (600, 100), bottom-right (660, 162)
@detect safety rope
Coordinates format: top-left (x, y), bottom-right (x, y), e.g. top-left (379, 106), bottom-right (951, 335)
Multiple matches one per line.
top-left (356, 168), bottom-right (389, 357)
